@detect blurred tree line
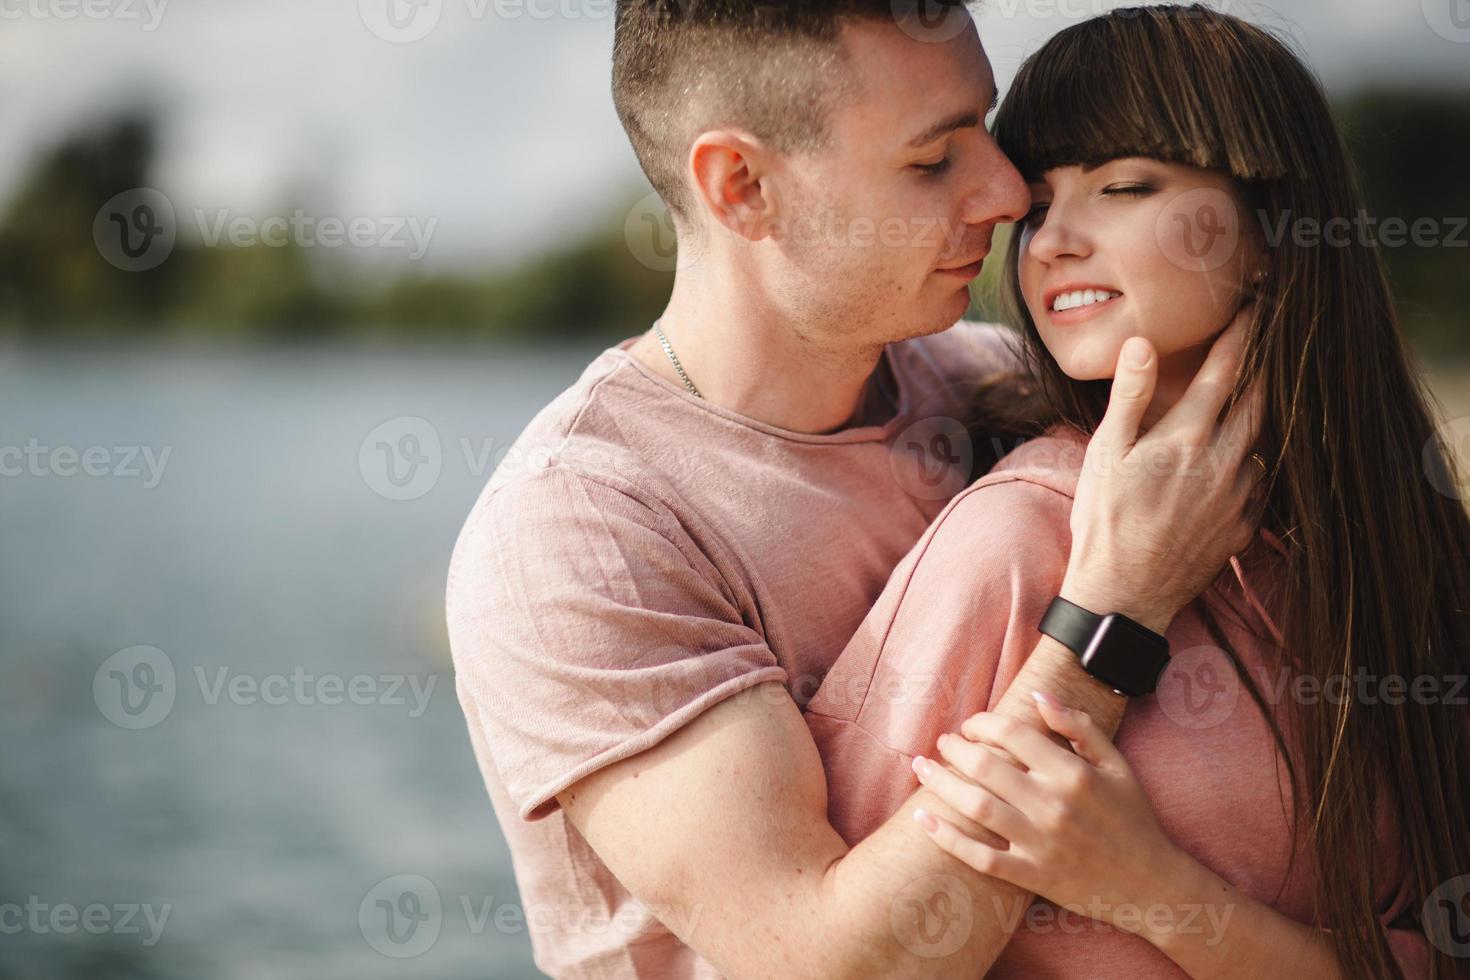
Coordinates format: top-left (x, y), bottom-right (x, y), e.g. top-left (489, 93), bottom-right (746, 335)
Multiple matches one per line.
top-left (0, 91), bottom-right (1465, 356)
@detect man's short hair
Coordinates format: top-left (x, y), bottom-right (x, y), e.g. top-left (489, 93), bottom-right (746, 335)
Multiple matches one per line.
top-left (612, 1), bottom-right (972, 220)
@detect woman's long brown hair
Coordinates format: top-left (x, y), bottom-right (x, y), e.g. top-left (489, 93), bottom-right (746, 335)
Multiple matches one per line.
top-left (980, 6), bottom-right (1470, 977)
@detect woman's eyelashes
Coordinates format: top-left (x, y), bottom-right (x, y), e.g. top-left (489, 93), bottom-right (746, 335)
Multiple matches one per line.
top-left (1020, 179), bottom-right (1156, 227)
top-left (1101, 181), bottom-right (1154, 198)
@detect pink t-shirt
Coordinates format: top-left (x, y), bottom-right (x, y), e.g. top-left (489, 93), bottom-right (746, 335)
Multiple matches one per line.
top-left (446, 320), bottom-right (1019, 978)
top-left (805, 425), bottom-right (1432, 977)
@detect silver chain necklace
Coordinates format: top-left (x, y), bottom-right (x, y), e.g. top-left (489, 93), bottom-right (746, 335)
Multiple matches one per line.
top-left (654, 321), bottom-right (703, 400)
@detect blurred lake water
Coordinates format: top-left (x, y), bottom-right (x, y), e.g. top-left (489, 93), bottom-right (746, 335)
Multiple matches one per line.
top-left (1, 341), bottom-right (1465, 979)
top-left (0, 341), bottom-right (612, 980)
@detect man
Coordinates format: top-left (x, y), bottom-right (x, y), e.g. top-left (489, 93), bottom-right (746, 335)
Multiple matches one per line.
top-left (446, 2), bottom-right (1261, 976)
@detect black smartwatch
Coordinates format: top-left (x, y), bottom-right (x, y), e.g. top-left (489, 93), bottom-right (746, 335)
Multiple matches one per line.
top-left (1038, 597), bottom-right (1170, 697)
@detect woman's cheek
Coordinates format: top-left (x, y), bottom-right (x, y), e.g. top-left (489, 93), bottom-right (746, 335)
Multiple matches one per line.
top-left (1152, 184), bottom-right (1246, 276)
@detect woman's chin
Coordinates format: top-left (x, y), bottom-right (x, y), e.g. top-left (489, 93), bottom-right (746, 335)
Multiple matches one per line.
top-left (1055, 356), bottom-right (1118, 383)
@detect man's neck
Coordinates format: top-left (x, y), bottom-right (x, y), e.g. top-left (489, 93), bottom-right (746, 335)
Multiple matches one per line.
top-left (629, 271), bottom-right (890, 435)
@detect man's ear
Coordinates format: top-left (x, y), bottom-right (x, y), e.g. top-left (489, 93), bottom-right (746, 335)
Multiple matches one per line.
top-left (687, 130), bottom-right (780, 243)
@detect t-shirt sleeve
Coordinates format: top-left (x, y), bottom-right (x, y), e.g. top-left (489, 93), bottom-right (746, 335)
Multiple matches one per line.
top-left (805, 475), bottom-right (1072, 843)
top-left (447, 466), bottom-right (787, 821)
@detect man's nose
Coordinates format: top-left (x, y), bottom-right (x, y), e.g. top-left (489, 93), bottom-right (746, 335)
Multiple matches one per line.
top-left (961, 138), bottom-right (1029, 227)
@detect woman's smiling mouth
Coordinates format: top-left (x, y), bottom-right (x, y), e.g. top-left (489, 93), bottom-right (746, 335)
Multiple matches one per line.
top-left (1043, 286), bottom-right (1124, 323)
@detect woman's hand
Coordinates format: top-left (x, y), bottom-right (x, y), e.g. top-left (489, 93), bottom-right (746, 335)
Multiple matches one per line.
top-left (910, 690), bottom-right (1188, 934)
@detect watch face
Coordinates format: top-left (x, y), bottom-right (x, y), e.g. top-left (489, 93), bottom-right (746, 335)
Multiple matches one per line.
top-left (1080, 615), bottom-right (1170, 697)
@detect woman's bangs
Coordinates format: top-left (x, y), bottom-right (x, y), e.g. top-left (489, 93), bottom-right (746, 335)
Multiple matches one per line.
top-left (992, 6), bottom-right (1292, 183)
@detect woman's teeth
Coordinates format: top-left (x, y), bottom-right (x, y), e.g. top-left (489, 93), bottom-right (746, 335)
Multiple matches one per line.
top-left (1051, 289), bottom-right (1121, 312)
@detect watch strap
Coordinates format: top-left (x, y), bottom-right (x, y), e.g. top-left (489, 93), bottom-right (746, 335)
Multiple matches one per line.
top-left (1038, 596), bottom-right (1170, 697)
top-left (1038, 596), bottom-right (1104, 649)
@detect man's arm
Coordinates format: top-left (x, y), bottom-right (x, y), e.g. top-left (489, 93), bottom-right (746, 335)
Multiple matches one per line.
top-left (560, 320), bottom-right (1264, 978)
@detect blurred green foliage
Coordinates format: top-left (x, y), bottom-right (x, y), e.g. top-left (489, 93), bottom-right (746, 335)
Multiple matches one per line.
top-left (0, 92), bottom-right (1465, 356)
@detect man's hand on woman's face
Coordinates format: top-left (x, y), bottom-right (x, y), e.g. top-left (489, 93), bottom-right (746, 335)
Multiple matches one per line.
top-left (1059, 304), bottom-right (1266, 634)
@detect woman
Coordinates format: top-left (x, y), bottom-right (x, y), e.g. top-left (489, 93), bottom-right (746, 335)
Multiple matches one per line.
top-left (805, 6), bottom-right (1470, 978)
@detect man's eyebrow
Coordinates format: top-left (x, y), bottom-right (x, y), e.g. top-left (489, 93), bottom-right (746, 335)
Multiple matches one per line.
top-left (907, 109), bottom-right (978, 148)
top-left (905, 87), bottom-right (998, 148)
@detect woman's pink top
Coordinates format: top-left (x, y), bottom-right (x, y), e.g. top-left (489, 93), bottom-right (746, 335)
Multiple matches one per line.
top-left (805, 425), bottom-right (1432, 977)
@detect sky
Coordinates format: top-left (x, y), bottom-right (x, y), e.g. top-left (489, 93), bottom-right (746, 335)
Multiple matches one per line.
top-left (2, 0), bottom-right (1466, 271)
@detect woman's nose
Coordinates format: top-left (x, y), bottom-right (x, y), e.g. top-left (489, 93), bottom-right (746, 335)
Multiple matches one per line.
top-left (1026, 207), bottom-right (1091, 264)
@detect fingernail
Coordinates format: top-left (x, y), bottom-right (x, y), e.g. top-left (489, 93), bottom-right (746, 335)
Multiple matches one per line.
top-left (1125, 338), bottom-right (1151, 367)
top-left (913, 808), bottom-right (939, 833)
top-left (912, 756), bottom-right (932, 777)
top-left (1032, 690), bottom-right (1062, 710)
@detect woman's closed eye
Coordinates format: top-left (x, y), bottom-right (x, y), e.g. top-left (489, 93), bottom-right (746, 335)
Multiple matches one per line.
top-left (1101, 182), bottom-right (1154, 198)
